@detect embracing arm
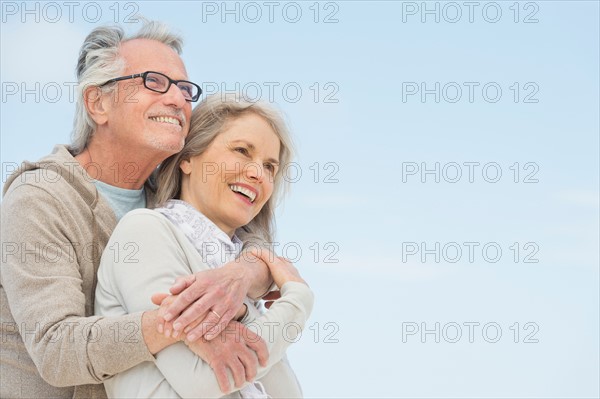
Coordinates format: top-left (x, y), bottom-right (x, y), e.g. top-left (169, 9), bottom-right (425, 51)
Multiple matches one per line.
top-left (99, 211), bottom-right (313, 398)
top-left (162, 249), bottom-right (274, 341)
top-left (242, 282), bottom-right (313, 377)
top-left (157, 281), bottom-right (313, 398)
top-left (0, 182), bottom-right (154, 387)
top-left (242, 251), bottom-right (315, 379)
top-left (97, 211), bottom-right (260, 398)
top-left (161, 253), bottom-right (314, 397)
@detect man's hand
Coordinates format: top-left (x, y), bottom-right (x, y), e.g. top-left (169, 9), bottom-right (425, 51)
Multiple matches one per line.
top-left (141, 307), bottom-right (178, 355)
top-left (162, 266), bottom-right (247, 341)
top-left (151, 292), bottom-right (247, 339)
top-left (151, 292), bottom-right (191, 339)
top-left (186, 321), bottom-right (268, 393)
top-left (159, 253), bottom-right (271, 342)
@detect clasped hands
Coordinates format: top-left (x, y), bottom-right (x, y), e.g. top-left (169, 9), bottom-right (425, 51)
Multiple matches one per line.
top-left (151, 291), bottom-right (267, 393)
top-left (148, 249), bottom-right (297, 393)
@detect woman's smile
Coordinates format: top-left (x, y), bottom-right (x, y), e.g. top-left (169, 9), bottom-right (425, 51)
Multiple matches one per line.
top-left (179, 113), bottom-right (281, 237)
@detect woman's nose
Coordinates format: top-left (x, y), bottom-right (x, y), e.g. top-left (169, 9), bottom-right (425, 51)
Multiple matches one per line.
top-left (245, 161), bottom-right (264, 183)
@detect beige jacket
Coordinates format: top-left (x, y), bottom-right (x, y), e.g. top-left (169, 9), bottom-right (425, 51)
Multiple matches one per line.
top-left (1, 145), bottom-right (155, 398)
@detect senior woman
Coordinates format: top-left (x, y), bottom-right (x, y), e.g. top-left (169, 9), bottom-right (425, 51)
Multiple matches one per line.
top-left (94, 95), bottom-right (314, 398)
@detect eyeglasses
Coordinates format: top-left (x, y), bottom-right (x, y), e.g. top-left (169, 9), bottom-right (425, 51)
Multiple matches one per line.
top-left (100, 71), bottom-right (202, 102)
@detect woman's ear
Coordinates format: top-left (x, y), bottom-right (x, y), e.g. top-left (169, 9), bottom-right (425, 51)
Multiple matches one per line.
top-left (84, 86), bottom-right (109, 125)
top-left (180, 159), bottom-right (192, 175)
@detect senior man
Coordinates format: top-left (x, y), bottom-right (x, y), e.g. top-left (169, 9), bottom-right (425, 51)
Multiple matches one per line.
top-left (1, 21), bottom-right (273, 398)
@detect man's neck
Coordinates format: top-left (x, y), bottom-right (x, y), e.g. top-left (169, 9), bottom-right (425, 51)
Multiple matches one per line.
top-left (75, 141), bottom-right (168, 190)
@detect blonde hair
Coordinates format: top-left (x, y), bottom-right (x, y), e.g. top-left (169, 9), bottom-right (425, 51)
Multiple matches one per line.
top-left (156, 95), bottom-right (294, 243)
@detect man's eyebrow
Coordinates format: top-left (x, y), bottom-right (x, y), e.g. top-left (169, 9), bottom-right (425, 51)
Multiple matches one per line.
top-left (230, 139), bottom-right (279, 164)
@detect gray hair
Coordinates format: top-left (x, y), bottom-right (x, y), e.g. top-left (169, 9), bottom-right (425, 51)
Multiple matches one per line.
top-left (156, 95), bottom-right (295, 244)
top-left (70, 20), bottom-right (184, 155)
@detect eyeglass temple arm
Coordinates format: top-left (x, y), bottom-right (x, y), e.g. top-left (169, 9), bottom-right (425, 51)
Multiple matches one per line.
top-left (100, 73), bottom-right (145, 87)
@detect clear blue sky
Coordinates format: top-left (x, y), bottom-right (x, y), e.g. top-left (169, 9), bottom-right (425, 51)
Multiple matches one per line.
top-left (1, 1), bottom-right (599, 397)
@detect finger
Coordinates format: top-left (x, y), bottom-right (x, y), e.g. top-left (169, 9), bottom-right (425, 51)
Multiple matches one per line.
top-left (262, 291), bottom-right (281, 301)
top-left (173, 291), bottom-right (219, 332)
top-left (169, 274), bottom-right (197, 296)
top-left (204, 308), bottom-right (236, 341)
top-left (243, 329), bottom-right (268, 367)
top-left (249, 246), bottom-right (262, 260)
top-left (164, 280), bottom-right (209, 322)
top-left (185, 306), bottom-right (221, 342)
top-left (156, 319), bottom-right (164, 334)
top-left (181, 311), bottom-right (208, 335)
top-left (212, 364), bottom-right (231, 393)
top-left (151, 292), bottom-right (170, 306)
top-left (228, 358), bottom-right (246, 388)
top-left (163, 320), bottom-right (176, 339)
top-left (251, 246), bottom-right (273, 265)
top-left (237, 347), bottom-right (258, 382)
top-left (157, 303), bottom-right (177, 338)
top-left (156, 310), bottom-right (167, 335)
top-left (153, 293), bottom-right (172, 334)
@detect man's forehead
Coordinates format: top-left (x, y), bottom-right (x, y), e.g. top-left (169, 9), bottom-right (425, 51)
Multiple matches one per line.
top-left (119, 38), bottom-right (187, 76)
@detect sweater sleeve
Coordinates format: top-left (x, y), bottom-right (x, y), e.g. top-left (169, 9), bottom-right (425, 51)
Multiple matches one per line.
top-left (0, 181), bottom-right (154, 388)
top-left (155, 282), bottom-right (314, 398)
top-left (96, 210), bottom-right (314, 398)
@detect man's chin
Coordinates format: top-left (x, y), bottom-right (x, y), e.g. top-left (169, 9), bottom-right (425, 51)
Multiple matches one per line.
top-left (146, 134), bottom-right (186, 154)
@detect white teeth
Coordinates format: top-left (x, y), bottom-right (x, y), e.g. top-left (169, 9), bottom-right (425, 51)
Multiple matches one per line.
top-left (150, 116), bottom-right (180, 126)
top-left (229, 185), bottom-right (256, 203)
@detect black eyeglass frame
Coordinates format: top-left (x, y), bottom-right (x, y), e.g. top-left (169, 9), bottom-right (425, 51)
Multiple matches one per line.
top-left (99, 71), bottom-right (202, 102)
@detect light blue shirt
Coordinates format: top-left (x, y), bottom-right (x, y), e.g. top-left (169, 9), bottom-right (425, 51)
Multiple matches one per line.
top-left (93, 180), bottom-right (146, 221)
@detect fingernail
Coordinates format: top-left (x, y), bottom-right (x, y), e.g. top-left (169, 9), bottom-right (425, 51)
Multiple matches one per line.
top-left (157, 324), bottom-right (163, 334)
top-left (187, 333), bottom-right (197, 342)
top-left (172, 330), bottom-right (179, 339)
top-left (173, 322), bottom-right (181, 331)
top-left (164, 313), bottom-right (173, 321)
top-left (165, 328), bottom-right (171, 338)
top-left (184, 326), bottom-right (191, 334)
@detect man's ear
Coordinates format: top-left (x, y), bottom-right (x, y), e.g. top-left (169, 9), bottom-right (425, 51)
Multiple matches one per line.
top-left (180, 159), bottom-right (192, 175)
top-left (84, 86), bottom-right (110, 125)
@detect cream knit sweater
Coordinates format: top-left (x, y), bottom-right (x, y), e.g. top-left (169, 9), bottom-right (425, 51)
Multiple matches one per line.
top-left (94, 208), bottom-right (314, 398)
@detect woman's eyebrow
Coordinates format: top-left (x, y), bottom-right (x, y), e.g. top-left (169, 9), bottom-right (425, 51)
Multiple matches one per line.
top-left (231, 139), bottom-right (279, 164)
top-left (230, 139), bottom-right (255, 150)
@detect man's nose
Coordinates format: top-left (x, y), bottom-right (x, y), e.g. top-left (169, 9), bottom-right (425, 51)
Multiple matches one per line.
top-left (162, 83), bottom-right (188, 109)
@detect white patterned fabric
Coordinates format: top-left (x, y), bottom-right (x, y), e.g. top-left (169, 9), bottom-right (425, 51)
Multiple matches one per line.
top-left (155, 199), bottom-right (243, 268)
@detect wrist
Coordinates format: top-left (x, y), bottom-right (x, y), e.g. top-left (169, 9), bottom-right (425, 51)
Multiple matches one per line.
top-left (232, 252), bottom-right (271, 299)
top-left (225, 260), bottom-right (252, 292)
top-left (235, 303), bottom-right (249, 322)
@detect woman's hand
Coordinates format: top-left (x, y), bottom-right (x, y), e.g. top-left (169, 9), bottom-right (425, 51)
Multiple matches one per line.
top-left (251, 248), bottom-right (306, 289)
top-left (185, 321), bottom-right (268, 394)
